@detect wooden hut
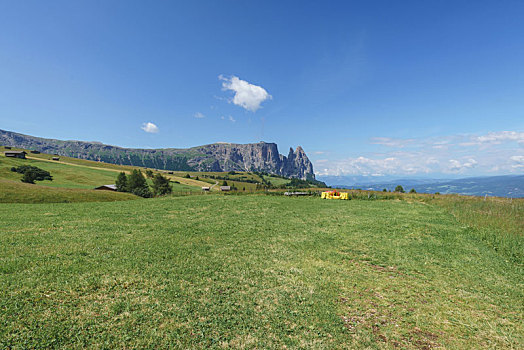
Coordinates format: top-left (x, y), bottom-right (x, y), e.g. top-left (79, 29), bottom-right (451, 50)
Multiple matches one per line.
top-left (4, 151), bottom-right (26, 159)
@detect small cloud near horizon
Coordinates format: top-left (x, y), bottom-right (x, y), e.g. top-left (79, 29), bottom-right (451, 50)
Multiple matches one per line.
top-left (219, 75), bottom-right (272, 112)
top-left (141, 122), bottom-right (159, 134)
top-left (194, 112), bottom-right (205, 119)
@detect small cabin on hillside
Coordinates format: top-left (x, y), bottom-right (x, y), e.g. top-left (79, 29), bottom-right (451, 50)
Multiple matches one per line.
top-left (5, 151), bottom-right (26, 159)
top-left (94, 184), bottom-right (117, 191)
top-left (52, 157), bottom-right (60, 161)
top-left (202, 186), bottom-right (210, 191)
top-left (220, 186), bottom-right (231, 191)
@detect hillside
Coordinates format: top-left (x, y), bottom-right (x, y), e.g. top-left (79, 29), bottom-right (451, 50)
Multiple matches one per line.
top-left (0, 146), bottom-right (326, 202)
top-left (0, 129), bottom-right (315, 179)
top-left (338, 175), bottom-right (524, 197)
top-left (1, 195), bottom-right (522, 348)
top-left (0, 147), bottom-right (213, 202)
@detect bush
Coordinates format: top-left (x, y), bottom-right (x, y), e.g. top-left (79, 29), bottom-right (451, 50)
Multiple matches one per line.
top-left (395, 185), bottom-right (405, 193)
top-left (21, 170), bottom-right (38, 184)
top-left (131, 186), bottom-right (152, 198)
top-left (409, 188), bottom-right (417, 193)
top-left (12, 165), bottom-right (52, 183)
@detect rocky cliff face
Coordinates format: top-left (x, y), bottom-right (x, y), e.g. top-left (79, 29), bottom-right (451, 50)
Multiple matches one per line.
top-left (0, 129), bottom-right (315, 179)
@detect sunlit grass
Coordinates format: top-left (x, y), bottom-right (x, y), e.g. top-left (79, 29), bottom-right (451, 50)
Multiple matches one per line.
top-left (1, 195), bottom-right (522, 348)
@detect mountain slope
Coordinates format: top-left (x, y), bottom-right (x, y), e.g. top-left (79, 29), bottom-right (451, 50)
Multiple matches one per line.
top-left (0, 129), bottom-right (315, 179)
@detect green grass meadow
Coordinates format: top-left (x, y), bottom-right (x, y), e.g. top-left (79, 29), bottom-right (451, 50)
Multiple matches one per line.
top-left (1, 195), bottom-right (522, 348)
top-left (0, 156), bottom-right (120, 189)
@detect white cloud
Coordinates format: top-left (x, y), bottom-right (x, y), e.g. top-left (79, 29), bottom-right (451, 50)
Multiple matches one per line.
top-left (425, 157), bottom-right (439, 165)
top-left (510, 155), bottom-right (524, 168)
top-left (219, 75), bottom-right (272, 112)
top-left (141, 122), bottom-right (159, 133)
top-left (221, 115), bottom-right (236, 123)
top-left (448, 158), bottom-right (478, 172)
top-left (316, 156), bottom-right (428, 176)
top-left (476, 131), bottom-right (524, 144)
top-left (194, 112), bottom-right (205, 119)
top-left (317, 130), bottom-right (524, 176)
top-left (370, 137), bottom-right (415, 148)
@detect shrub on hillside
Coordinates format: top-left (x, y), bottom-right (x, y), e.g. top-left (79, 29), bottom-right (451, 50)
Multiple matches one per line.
top-left (12, 165), bottom-right (52, 184)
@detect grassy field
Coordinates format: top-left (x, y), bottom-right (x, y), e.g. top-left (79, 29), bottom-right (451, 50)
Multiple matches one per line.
top-left (1, 195), bottom-right (522, 348)
top-left (0, 148), bottom-right (214, 201)
top-left (0, 178), bottom-right (137, 203)
top-left (429, 194), bottom-right (523, 265)
top-left (0, 155), bottom-right (120, 189)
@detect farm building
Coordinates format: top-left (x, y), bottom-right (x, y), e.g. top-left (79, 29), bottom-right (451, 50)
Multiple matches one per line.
top-left (202, 187), bottom-right (210, 191)
top-left (220, 186), bottom-right (231, 191)
top-left (94, 185), bottom-right (117, 191)
top-left (5, 151), bottom-right (27, 159)
top-left (52, 157), bottom-right (60, 161)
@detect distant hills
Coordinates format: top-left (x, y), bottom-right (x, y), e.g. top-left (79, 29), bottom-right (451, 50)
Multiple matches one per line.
top-left (322, 175), bottom-right (524, 198)
top-left (0, 129), bottom-right (315, 180)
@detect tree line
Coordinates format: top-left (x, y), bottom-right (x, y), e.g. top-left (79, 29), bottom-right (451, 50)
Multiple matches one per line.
top-left (115, 170), bottom-right (172, 198)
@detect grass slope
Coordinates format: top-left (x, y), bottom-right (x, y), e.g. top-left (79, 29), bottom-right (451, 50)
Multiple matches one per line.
top-left (0, 156), bottom-right (120, 189)
top-left (0, 178), bottom-right (137, 203)
top-left (1, 196), bottom-right (522, 348)
top-left (0, 148), bottom-right (209, 201)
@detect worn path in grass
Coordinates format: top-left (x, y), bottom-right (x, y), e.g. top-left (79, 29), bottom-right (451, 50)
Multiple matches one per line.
top-left (0, 196), bottom-right (522, 348)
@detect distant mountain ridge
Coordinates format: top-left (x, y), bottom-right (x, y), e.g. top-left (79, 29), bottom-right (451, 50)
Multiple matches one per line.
top-left (0, 129), bottom-right (315, 179)
top-left (328, 175), bottom-right (524, 198)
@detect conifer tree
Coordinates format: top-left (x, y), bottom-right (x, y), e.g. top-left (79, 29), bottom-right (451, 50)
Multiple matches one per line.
top-left (115, 172), bottom-right (128, 192)
top-left (127, 170), bottom-right (152, 197)
top-left (152, 173), bottom-right (172, 196)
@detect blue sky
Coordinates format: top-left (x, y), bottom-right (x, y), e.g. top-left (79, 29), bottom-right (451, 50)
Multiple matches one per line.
top-left (0, 1), bottom-right (523, 178)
